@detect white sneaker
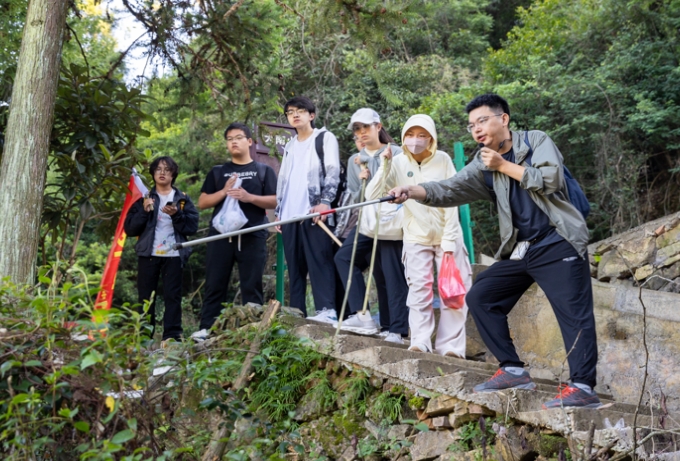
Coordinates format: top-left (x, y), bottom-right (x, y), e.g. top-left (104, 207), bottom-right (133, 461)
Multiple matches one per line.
top-left (383, 333), bottom-right (404, 344)
top-left (307, 308), bottom-right (338, 324)
top-left (190, 329), bottom-right (209, 342)
top-left (377, 330), bottom-right (390, 338)
top-left (333, 312), bottom-right (379, 335)
top-left (408, 343), bottom-right (431, 353)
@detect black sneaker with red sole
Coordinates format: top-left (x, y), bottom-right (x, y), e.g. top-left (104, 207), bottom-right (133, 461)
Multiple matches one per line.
top-left (473, 367), bottom-right (537, 393)
top-left (542, 384), bottom-right (601, 409)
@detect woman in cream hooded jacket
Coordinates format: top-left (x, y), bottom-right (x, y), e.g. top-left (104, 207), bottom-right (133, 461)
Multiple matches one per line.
top-left (366, 114), bottom-right (472, 357)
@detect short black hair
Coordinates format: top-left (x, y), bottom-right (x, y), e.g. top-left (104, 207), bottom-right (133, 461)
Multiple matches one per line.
top-left (223, 122), bottom-right (252, 140)
top-left (149, 156), bottom-right (179, 185)
top-left (284, 96), bottom-right (317, 128)
top-left (465, 94), bottom-right (511, 116)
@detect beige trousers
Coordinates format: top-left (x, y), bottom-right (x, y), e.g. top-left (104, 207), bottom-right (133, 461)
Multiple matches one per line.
top-left (402, 240), bottom-right (472, 356)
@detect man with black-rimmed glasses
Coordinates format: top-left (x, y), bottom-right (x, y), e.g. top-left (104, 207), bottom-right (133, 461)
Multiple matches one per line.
top-left (388, 94), bottom-right (600, 409)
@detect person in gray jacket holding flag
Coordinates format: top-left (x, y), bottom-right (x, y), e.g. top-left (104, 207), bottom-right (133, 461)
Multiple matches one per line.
top-left (388, 94), bottom-right (600, 410)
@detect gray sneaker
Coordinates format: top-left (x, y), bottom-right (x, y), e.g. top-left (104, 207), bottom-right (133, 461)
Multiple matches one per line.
top-left (383, 333), bottom-right (404, 344)
top-left (473, 367), bottom-right (537, 393)
top-left (333, 312), bottom-right (379, 335)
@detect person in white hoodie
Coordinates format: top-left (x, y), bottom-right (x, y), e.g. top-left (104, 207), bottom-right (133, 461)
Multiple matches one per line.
top-left (367, 114), bottom-right (472, 357)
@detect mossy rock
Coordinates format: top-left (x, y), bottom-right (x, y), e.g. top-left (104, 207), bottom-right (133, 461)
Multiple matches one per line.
top-left (296, 411), bottom-right (368, 458)
top-left (533, 433), bottom-right (568, 457)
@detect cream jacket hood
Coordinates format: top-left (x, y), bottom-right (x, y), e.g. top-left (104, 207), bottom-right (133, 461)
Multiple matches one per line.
top-left (366, 114), bottom-right (463, 251)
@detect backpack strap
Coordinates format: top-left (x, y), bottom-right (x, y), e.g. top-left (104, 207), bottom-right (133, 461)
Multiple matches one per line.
top-left (315, 131), bottom-right (327, 177)
top-left (254, 161), bottom-right (267, 190)
top-left (523, 131), bottom-right (534, 161)
top-left (212, 165), bottom-right (223, 190)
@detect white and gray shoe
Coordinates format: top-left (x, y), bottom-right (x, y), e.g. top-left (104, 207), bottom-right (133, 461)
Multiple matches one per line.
top-left (190, 329), bottom-right (209, 342)
top-left (307, 308), bottom-right (338, 324)
top-left (383, 332), bottom-right (404, 344)
top-left (333, 312), bottom-right (379, 335)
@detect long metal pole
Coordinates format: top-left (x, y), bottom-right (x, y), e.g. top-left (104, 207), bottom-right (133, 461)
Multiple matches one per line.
top-left (173, 195), bottom-right (396, 250)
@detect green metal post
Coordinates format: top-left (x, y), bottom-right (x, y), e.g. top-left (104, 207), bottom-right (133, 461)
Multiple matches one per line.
top-left (276, 233), bottom-right (285, 303)
top-left (453, 142), bottom-right (475, 264)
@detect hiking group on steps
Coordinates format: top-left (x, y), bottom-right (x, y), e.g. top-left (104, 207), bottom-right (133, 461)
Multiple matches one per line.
top-left (125, 93), bottom-right (601, 410)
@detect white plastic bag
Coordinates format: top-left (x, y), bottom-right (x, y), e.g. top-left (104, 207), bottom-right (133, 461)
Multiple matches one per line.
top-left (212, 177), bottom-right (248, 234)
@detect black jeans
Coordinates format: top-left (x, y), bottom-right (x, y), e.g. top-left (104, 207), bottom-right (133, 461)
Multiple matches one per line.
top-left (200, 232), bottom-right (267, 330)
top-left (466, 239), bottom-right (598, 388)
top-left (334, 228), bottom-right (408, 334)
top-left (282, 220), bottom-right (337, 316)
top-left (137, 256), bottom-right (183, 340)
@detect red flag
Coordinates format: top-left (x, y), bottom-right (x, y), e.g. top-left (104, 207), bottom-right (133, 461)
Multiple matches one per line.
top-left (95, 170), bottom-right (148, 310)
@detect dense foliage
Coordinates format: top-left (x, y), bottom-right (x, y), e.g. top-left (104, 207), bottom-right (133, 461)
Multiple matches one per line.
top-left (0, 280), bottom-right (413, 459)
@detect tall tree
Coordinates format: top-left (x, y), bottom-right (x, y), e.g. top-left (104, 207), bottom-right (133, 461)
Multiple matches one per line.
top-left (0, 0), bottom-right (68, 284)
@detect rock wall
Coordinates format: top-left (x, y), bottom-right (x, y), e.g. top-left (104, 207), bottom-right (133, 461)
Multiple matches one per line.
top-left (590, 211), bottom-right (680, 292)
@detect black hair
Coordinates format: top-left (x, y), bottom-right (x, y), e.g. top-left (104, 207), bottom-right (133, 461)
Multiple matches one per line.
top-left (223, 122), bottom-right (252, 140)
top-left (284, 96), bottom-right (317, 129)
top-left (150, 156), bottom-right (179, 185)
top-left (378, 126), bottom-right (395, 144)
top-left (465, 94), bottom-right (511, 116)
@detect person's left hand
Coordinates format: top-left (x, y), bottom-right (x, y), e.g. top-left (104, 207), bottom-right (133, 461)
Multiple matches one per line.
top-left (479, 147), bottom-right (505, 171)
top-left (162, 203), bottom-right (178, 216)
top-left (310, 203), bottom-right (330, 223)
top-left (226, 187), bottom-right (253, 203)
top-left (359, 168), bottom-right (370, 181)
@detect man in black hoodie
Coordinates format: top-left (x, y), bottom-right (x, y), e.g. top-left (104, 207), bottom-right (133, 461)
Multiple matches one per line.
top-left (124, 156), bottom-right (199, 342)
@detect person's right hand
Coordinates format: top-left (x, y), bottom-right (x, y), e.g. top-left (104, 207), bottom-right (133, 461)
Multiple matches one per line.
top-left (388, 185), bottom-right (411, 204)
top-left (359, 168), bottom-right (370, 181)
top-left (380, 144), bottom-right (393, 160)
top-left (274, 216), bottom-right (282, 233)
top-left (143, 197), bottom-right (154, 212)
top-left (222, 173), bottom-right (238, 195)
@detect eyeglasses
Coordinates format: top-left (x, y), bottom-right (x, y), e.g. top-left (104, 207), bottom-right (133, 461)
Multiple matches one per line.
top-left (155, 168), bottom-right (172, 174)
top-left (466, 114), bottom-right (504, 132)
top-left (226, 135), bottom-right (247, 142)
top-left (285, 108), bottom-right (308, 117)
top-left (352, 123), bottom-right (375, 133)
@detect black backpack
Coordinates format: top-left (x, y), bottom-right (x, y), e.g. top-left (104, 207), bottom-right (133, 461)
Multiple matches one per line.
top-left (315, 132), bottom-right (347, 209)
top-left (315, 131), bottom-right (350, 236)
top-left (523, 132), bottom-right (590, 219)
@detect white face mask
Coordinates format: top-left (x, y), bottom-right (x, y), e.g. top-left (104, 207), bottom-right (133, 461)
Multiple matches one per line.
top-left (403, 137), bottom-right (429, 154)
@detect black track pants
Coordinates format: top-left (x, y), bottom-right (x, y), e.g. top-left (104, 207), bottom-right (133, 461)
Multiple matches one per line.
top-left (466, 239), bottom-right (598, 388)
top-left (137, 256), bottom-right (183, 340)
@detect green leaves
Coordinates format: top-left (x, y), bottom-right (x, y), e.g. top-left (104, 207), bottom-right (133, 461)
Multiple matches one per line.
top-left (80, 349), bottom-right (103, 370)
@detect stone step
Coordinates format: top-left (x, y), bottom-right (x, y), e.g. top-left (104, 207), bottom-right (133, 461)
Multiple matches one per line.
top-left (293, 323), bottom-right (657, 430)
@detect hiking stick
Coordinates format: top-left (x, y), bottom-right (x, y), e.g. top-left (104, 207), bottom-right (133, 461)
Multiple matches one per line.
top-left (360, 155), bottom-right (389, 315)
top-left (316, 220), bottom-right (342, 246)
top-left (335, 163), bottom-right (368, 337)
top-left (173, 195), bottom-right (395, 250)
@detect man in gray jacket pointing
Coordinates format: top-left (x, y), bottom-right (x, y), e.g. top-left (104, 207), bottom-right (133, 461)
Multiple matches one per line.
top-left (389, 94), bottom-right (600, 410)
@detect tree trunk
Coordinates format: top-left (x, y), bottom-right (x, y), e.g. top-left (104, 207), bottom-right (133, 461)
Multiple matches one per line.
top-left (0, 0), bottom-right (68, 285)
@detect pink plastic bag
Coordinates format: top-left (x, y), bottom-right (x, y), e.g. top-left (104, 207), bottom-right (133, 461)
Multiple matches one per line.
top-left (438, 253), bottom-right (467, 309)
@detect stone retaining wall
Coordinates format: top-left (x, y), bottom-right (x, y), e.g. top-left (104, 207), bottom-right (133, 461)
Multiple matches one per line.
top-left (589, 211), bottom-right (680, 292)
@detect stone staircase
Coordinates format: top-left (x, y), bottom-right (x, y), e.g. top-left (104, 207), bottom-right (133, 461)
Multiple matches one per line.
top-left (289, 319), bottom-right (668, 459)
